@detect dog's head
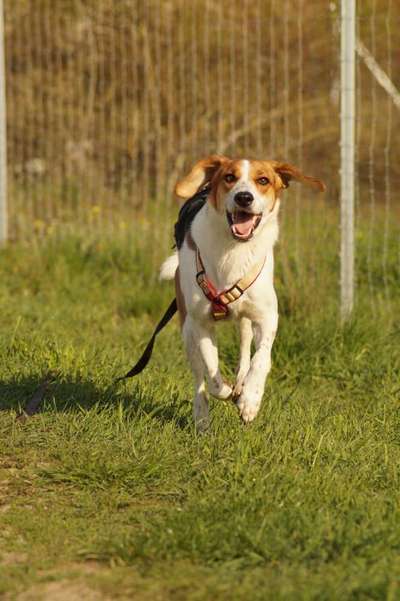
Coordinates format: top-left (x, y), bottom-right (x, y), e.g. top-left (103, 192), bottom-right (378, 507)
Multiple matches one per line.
top-left (175, 156), bottom-right (325, 242)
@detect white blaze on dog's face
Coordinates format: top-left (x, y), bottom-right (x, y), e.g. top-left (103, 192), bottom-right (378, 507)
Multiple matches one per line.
top-left (175, 156), bottom-right (325, 242)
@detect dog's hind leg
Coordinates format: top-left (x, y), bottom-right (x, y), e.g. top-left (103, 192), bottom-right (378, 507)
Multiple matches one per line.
top-left (232, 317), bottom-right (253, 401)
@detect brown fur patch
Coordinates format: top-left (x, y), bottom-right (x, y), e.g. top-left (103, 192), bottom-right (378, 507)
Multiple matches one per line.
top-left (209, 159), bottom-right (244, 212)
top-left (249, 161), bottom-right (282, 211)
top-left (271, 161), bottom-right (326, 191)
top-left (249, 161), bottom-right (283, 193)
top-left (175, 155), bottom-right (228, 200)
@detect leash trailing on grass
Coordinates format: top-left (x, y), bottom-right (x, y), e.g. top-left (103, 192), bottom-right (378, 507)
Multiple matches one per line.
top-left (115, 298), bottom-right (177, 381)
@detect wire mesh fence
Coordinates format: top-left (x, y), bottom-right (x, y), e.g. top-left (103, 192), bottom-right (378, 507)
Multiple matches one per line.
top-left (355, 0), bottom-right (399, 315)
top-left (2, 0), bottom-right (400, 312)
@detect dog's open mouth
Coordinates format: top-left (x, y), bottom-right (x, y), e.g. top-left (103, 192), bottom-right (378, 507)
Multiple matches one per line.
top-left (226, 210), bottom-right (262, 241)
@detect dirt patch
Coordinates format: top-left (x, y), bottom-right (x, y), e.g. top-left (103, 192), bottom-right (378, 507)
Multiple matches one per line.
top-left (0, 552), bottom-right (28, 566)
top-left (16, 581), bottom-right (106, 601)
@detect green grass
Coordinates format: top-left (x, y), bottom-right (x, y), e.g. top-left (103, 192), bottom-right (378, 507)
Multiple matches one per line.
top-left (0, 223), bottom-right (399, 600)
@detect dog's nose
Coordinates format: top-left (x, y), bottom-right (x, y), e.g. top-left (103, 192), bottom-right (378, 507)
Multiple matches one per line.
top-left (234, 191), bottom-right (254, 208)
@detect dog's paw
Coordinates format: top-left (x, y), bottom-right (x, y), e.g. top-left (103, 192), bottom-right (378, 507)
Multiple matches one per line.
top-left (235, 391), bottom-right (261, 423)
top-left (208, 379), bottom-right (232, 401)
top-left (232, 377), bottom-right (246, 402)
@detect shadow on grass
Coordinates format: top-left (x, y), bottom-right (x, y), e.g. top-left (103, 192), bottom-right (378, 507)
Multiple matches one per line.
top-left (0, 374), bottom-right (190, 429)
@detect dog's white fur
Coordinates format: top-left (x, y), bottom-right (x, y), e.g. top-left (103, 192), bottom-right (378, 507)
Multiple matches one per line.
top-left (161, 157), bottom-right (324, 429)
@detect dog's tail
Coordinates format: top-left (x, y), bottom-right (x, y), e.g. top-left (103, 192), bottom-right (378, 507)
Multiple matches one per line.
top-left (159, 252), bottom-right (179, 281)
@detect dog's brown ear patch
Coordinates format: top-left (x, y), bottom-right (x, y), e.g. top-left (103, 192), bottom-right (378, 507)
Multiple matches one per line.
top-left (273, 162), bottom-right (326, 192)
top-left (175, 155), bottom-right (229, 199)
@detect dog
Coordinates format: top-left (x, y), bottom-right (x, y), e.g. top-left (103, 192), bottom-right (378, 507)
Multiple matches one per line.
top-left (160, 155), bottom-right (325, 429)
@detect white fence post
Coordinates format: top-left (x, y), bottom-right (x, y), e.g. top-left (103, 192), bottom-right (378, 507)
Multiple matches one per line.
top-left (0, 0), bottom-right (7, 244)
top-left (340, 0), bottom-right (356, 320)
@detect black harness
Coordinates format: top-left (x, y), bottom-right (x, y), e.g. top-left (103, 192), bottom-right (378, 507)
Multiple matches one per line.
top-left (174, 186), bottom-right (209, 249)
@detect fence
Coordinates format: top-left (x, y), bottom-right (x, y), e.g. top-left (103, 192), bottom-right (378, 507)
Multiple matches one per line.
top-left (1, 0), bottom-right (399, 316)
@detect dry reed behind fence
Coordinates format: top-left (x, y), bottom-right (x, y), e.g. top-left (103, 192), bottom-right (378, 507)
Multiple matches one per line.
top-left (3, 0), bottom-right (399, 249)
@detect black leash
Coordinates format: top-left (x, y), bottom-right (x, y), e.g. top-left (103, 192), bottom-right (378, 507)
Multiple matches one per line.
top-left (115, 298), bottom-right (177, 382)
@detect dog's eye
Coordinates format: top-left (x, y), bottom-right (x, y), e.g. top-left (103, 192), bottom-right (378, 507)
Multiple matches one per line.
top-left (224, 173), bottom-right (236, 184)
top-left (257, 177), bottom-right (269, 186)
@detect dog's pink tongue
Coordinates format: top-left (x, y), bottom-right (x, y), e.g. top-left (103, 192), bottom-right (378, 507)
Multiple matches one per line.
top-left (232, 213), bottom-right (256, 237)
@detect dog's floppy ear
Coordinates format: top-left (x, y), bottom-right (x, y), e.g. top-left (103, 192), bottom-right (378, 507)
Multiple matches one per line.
top-left (175, 155), bottom-right (228, 199)
top-left (273, 162), bottom-right (326, 192)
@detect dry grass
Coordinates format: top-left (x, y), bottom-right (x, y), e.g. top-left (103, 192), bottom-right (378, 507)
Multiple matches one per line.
top-left (4, 0), bottom-right (400, 241)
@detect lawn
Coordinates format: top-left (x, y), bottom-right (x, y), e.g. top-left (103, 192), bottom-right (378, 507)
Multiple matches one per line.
top-left (0, 219), bottom-right (399, 600)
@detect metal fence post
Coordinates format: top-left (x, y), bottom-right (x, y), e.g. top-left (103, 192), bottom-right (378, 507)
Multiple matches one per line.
top-left (340, 0), bottom-right (356, 320)
top-left (0, 0), bottom-right (7, 244)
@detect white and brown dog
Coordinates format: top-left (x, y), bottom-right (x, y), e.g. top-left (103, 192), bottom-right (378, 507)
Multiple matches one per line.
top-left (160, 156), bottom-right (325, 429)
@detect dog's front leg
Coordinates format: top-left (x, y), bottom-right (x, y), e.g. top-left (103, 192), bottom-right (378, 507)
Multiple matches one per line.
top-left (232, 317), bottom-right (253, 400)
top-left (183, 316), bottom-right (231, 430)
top-left (236, 315), bottom-right (278, 423)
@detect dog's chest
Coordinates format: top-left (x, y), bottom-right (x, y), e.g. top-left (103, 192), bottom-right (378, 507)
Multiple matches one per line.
top-left (189, 260), bottom-right (275, 324)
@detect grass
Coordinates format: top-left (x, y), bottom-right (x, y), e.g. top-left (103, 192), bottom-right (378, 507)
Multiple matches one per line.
top-left (0, 217), bottom-right (399, 600)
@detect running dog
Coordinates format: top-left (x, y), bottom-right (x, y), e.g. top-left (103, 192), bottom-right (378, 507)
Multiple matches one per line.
top-left (160, 155), bottom-right (325, 429)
